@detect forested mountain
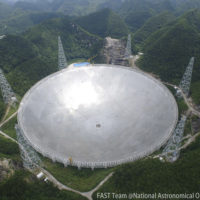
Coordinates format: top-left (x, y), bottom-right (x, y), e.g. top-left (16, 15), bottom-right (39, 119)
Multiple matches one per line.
top-left (0, 12), bottom-right (62, 35)
top-left (93, 136), bottom-right (200, 198)
top-left (75, 8), bottom-right (129, 38)
top-left (98, 0), bottom-right (124, 11)
top-left (9, 0), bottom-right (110, 15)
top-left (14, 0), bottom-right (52, 12)
top-left (0, 1), bottom-right (15, 20)
top-left (50, 0), bottom-right (109, 16)
top-left (0, 17), bottom-right (102, 96)
top-left (138, 9), bottom-right (200, 104)
top-left (133, 11), bottom-right (175, 44)
top-left (118, 0), bottom-right (175, 31)
top-left (2, 0), bottom-right (200, 35)
top-left (169, 0), bottom-right (200, 13)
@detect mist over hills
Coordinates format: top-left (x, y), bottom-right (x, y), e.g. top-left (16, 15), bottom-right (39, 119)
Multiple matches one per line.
top-left (2, 0), bottom-right (200, 35)
top-left (2, 0), bottom-right (200, 16)
top-left (75, 8), bottom-right (129, 38)
top-left (138, 9), bottom-right (200, 104)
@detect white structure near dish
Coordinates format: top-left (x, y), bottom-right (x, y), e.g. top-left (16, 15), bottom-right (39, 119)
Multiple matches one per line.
top-left (0, 35), bottom-right (6, 40)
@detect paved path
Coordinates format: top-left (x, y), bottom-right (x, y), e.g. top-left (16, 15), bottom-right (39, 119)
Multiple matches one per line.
top-left (129, 54), bottom-right (140, 69)
top-left (0, 111), bottom-right (17, 128)
top-left (41, 167), bottom-right (113, 200)
top-left (180, 90), bottom-right (200, 117)
top-left (0, 128), bottom-right (89, 198)
top-left (82, 172), bottom-right (114, 200)
top-left (1, 105), bottom-right (11, 123)
top-left (159, 82), bottom-right (200, 152)
top-left (0, 130), bottom-right (17, 143)
top-left (163, 82), bottom-right (200, 118)
top-left (180, 132), bottom-right (200, 150)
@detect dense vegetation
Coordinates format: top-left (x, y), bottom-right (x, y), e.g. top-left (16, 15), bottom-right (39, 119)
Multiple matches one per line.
top-left (0, 92), bottom-right (6, 120)
top-left (138, 9), bottom-right (200, 104)
top-left (43, 158), bottom-right (113, 192)
top-left (0, 12), bottom-right (62, 35)
top-left (118, 0), bottom-right (175, 32)
top-left (0, 170), bottom-right (87, 200)
top-left (1, 0), bottom-right (111, 17)
top-left (1, 116), bottom-right (17, 139)
top-left (93, 136), bottom-right (200, 199)
top-left (0, 135), bottom-right (19, 158)
top-left (133, 11), bottom-right (176, 44)
top-left (0, 35), bottom-right (54, 96)
top-left (0, 17), bottom-right (103, 96)
top-left (75, 8), bottom-right (129, 38)
top-left (0, 1), bottom-right (15, 20)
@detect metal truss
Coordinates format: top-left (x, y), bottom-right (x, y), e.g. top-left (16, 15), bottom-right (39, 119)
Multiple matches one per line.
top-left (15, 124), bottom-right (41, 169)
top-left (0, 68), bottom-right (17, 105)
top-left (162, 115), bottom-right (187, 162)
top-left (124, 34), bottom-right (132, 59)
top-left (58, 36), bottom-right (67, 70)
top-left (179, 57), bottom-right (195, 97)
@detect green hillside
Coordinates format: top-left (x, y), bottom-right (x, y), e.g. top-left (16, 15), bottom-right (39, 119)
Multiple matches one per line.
top-left (24, 16), bottom-right (102, 61)
top-left (14, 0), bottom-right (52, 12)
top-left (54, 0), bottom-right (108, 16)
top-left (170, 0), bottom-right (200, 14)
top-left (133, 11), bottom-right (175, 44)
top-left (0, 90), bottom-right (6, 120)
top-left (0, 17), bottom-right (102, 96)
top-left (138, 9), bottom-right (200, 103)
top-left (14, 0), bottom-right (109, 16)
top-left (0, 2), bottom-right (14, 20)
top-left (0, 170), bottom-right (87, 200)
top-left (75, 8), bottom-right (129, 38)
top-left (118, 0), bottom-right (175, 32)
top-left (0, 12), bottom-right (62, 35)
top-left (93, 136), bottom-right (200, 199)
top-left (98, 0), bottom-right (124, 11)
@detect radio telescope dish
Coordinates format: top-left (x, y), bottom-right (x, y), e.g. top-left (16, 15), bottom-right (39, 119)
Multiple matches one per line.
top-left (18, 64), bottom-right (178, 168)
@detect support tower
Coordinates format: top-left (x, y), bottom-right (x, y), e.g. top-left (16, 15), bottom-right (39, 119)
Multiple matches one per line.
top-left (162, 115), bottom-right (187, 162)
top-left (179, 57), bottom-right (195, 97)
top-left (58, 36), bottom-right (67, 70)
top-left (124, 34), bottom-right (132, 59)
top-left (15, 124), bottom-right (42, 169)
top-left (0, 68), bottom-right (17, 105)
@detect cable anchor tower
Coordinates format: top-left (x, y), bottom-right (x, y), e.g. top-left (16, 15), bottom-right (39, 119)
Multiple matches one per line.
top-left (0, 68), bottom-right (17, 105)
top-left (124, 34), bottom-right (132, 59)
top-left (58, 36), bottom-right (68, 70)
top-left (162, 115), bottom-right (187, 162)
top-left (179, 57), bottom-right (195, 97)
top-left (15, 124), bottom-right (42, 169)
